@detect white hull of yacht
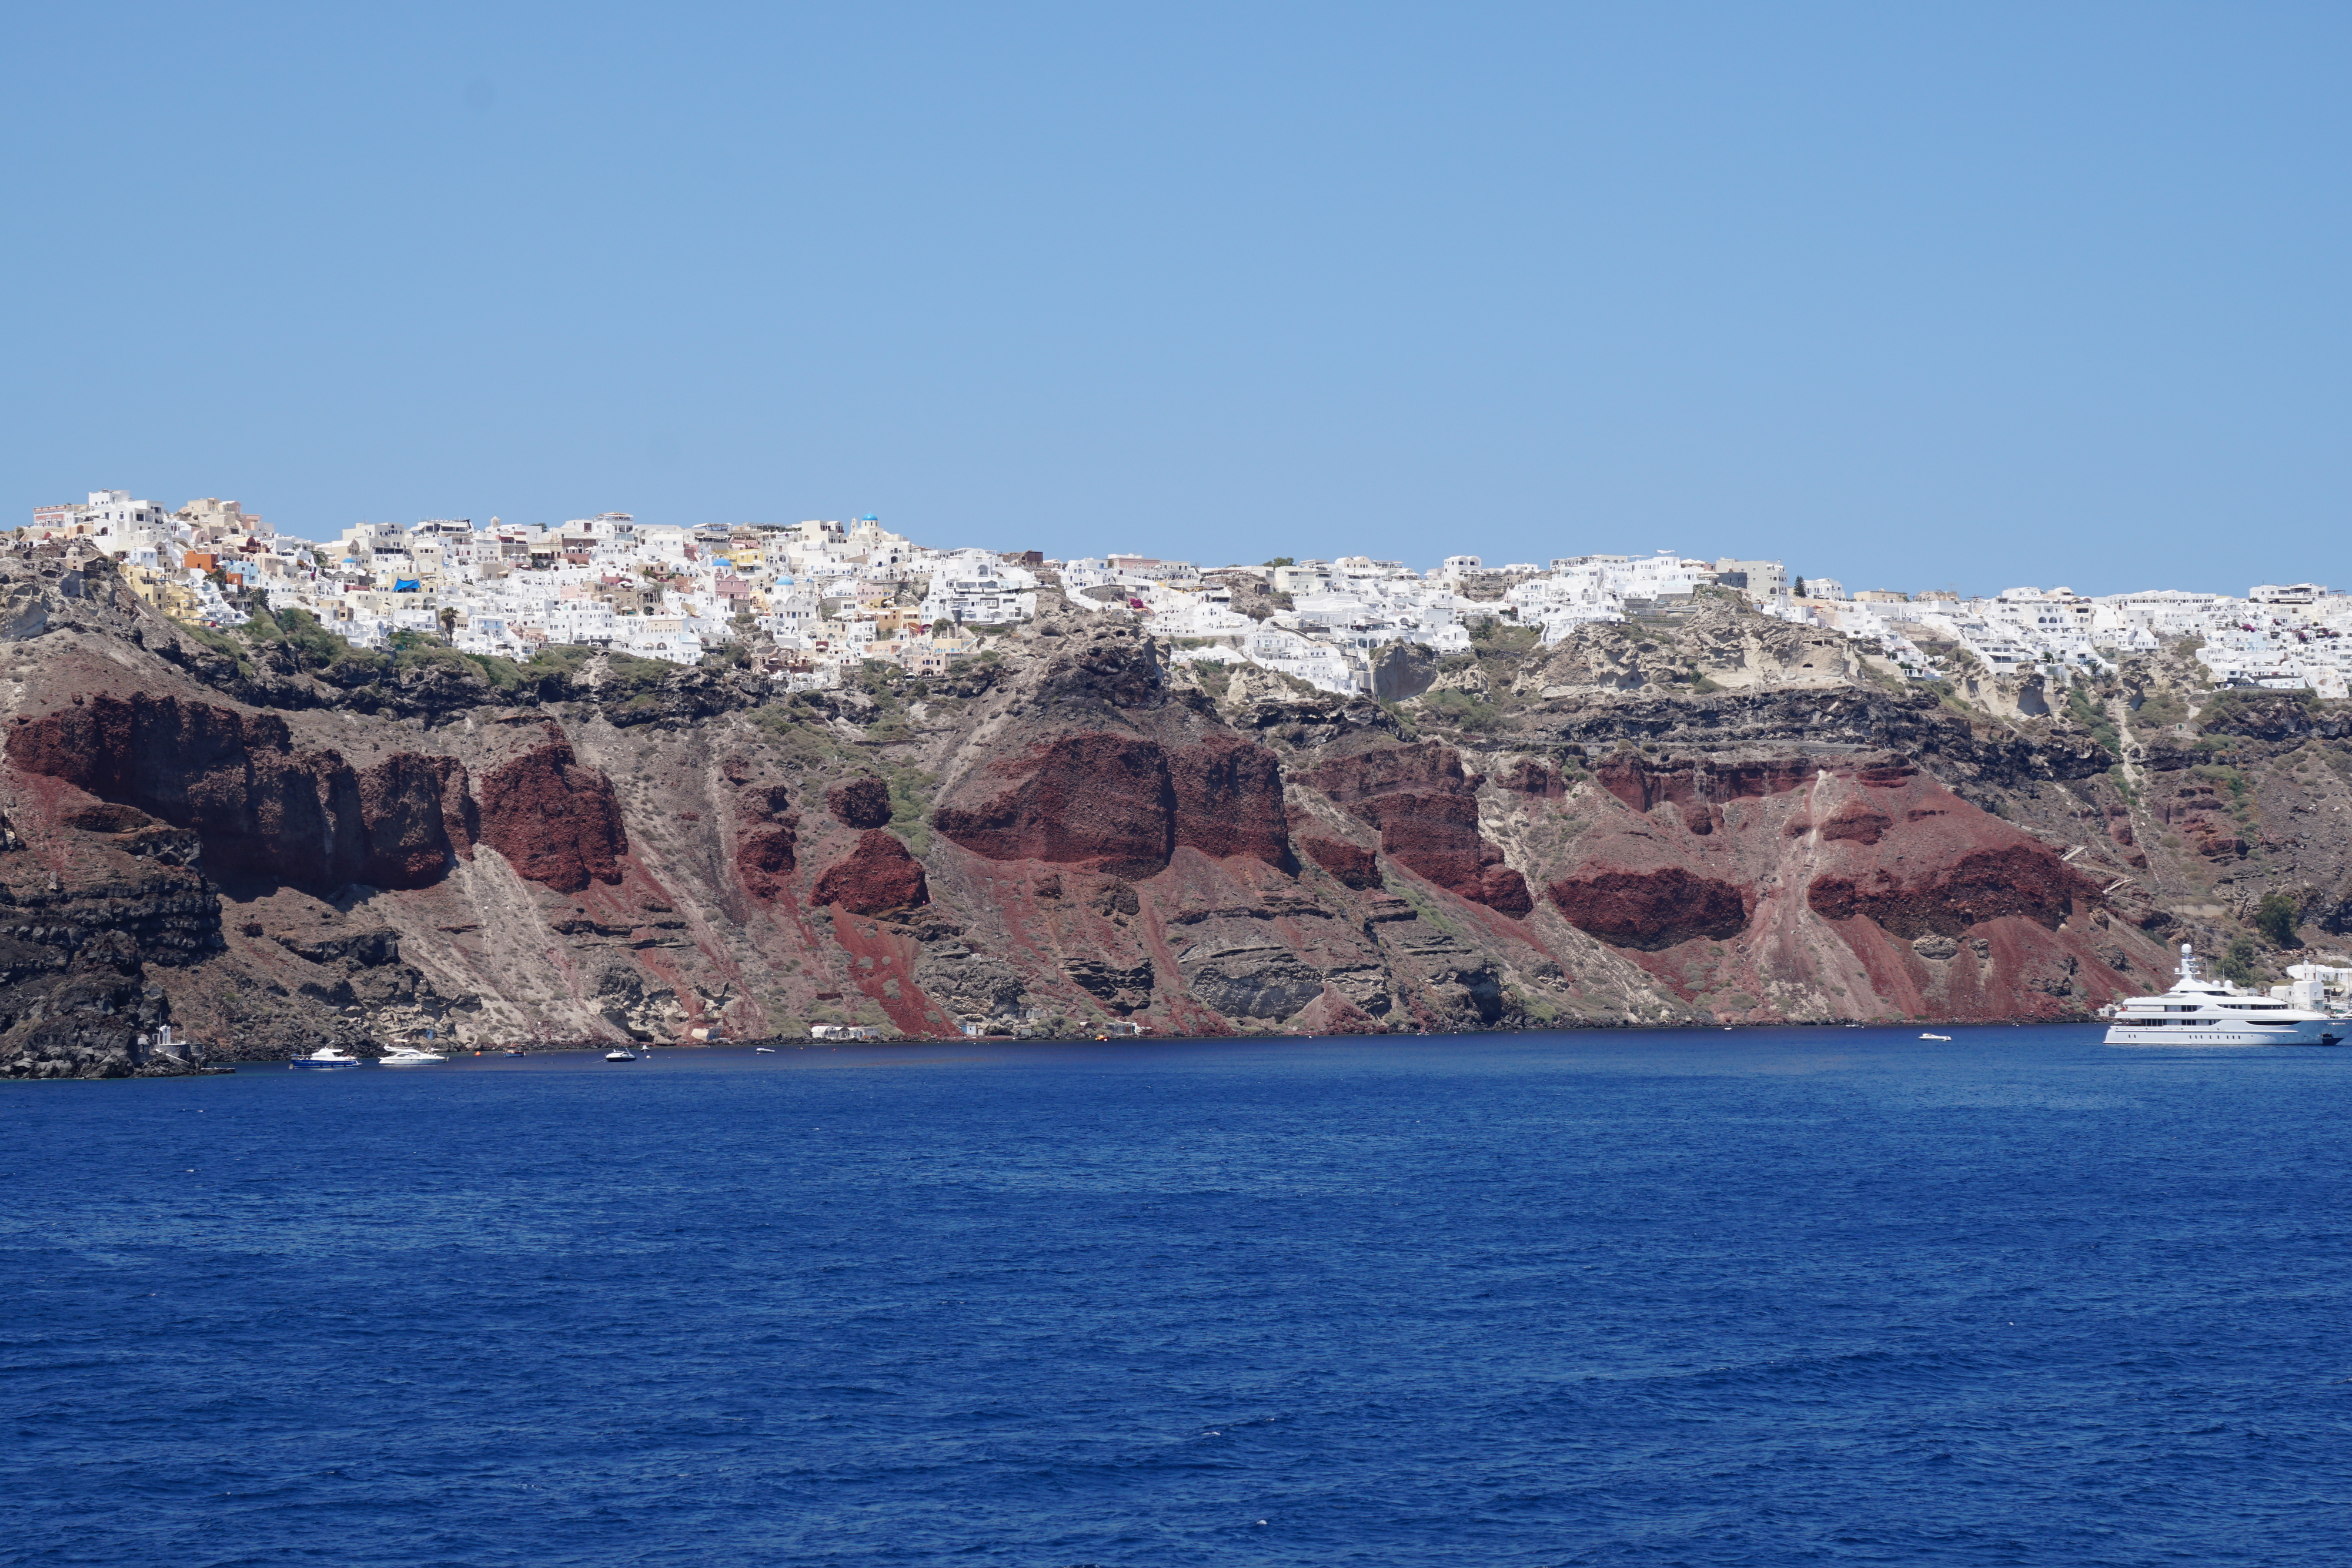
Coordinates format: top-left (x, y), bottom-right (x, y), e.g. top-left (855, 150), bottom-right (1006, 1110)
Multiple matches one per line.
top-left (2104, 1019), bottom-right (2346, 1047)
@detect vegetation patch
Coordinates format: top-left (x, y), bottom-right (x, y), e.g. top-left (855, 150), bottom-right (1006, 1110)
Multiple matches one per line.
top-left (2064, 682), bottom-right (2121, 751)
top-left (1422, 687), bottom-right (1504, 731)
top-left (602, 652), bottom-right (677, 696)
top-left (1385, 873), bottom-right (1461, 938)
top-left (2215, 933), bottom-right (2267, 985)
top-left (176, 620), bottom-right (254, 671)
top-left (2256, 892), bottom-right (2300, 948)
top-left (2130, 684), bottom-right (2188, 731)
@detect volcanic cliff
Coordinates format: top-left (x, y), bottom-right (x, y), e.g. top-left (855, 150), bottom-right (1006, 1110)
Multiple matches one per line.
top-left (8, 543), bottom-right (2350, 1076)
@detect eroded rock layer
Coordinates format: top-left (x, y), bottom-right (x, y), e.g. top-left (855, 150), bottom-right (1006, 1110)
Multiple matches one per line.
top-left (8, 693), bottom-right (474, 892)
top-left (475, 730), bottom-right (626, 895)
top-left (2, 555), bottom-right (2336, 1074)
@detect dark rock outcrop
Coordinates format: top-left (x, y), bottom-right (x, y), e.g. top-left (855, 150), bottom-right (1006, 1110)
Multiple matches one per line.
top-left (936, 731), bottom-right (1293, 877)
top-left (813, 830), bottom-right (929, 915)
top-left (1305, 744), bottom-right (1531, 915)
top-left (827, 777), bottom-right (893, 830)
top-left (1177, 935), bottom-right (1328, 1021)
top-left (1035, 624), bottom-right (1169, 713)
top-left (0, 933), bottom-right (187, 1079)
top-left (1807, 844), bottom-right (2098, 938)
top-left (476, 730), bottom-right (626, 894)
top-left (735, 783), bottom-right (799, 901)
top-left (1547, 867), bottom-right (1751, 950)
top-left (6, 693), bottom-right (474, 892)
top-left (1302, 835), bottom-right (1382, 890)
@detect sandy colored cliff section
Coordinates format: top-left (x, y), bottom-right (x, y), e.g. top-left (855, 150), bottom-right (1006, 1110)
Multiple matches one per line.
top-left (4, 546), bottom-right (2348, 1077)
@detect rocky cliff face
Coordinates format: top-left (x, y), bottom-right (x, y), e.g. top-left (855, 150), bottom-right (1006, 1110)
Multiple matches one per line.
top-left (5, 550), bottom-right (2346, 1075)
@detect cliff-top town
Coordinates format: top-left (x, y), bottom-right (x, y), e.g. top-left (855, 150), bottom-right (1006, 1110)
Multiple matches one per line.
top-left (26, 487), bottom-right (2350, 698)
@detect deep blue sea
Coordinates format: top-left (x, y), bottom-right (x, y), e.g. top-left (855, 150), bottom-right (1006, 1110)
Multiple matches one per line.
top-left (7, 1028), bottom-right (2352, 1567)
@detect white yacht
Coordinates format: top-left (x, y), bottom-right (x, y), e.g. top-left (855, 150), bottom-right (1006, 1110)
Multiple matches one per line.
top-left (289, 1046), bottom-right (363, 1070)
top-left (379, 1044), bottom-right (446, 1065)
top-left (2103, 944), bottom-right (2346, 1047)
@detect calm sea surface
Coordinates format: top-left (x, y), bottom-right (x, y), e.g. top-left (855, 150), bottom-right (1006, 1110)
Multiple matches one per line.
top-left (6, 1028), bottom-right (2352, 1566)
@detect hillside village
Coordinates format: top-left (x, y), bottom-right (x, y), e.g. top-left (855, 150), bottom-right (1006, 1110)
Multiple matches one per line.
top-left (28, 487), bottom-right (2351, 700)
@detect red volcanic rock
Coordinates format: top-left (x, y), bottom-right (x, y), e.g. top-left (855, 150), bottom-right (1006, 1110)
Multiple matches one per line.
top-left (1168, 734), bottom-right (1294, 870)
top-left (355, 753), bottom-right (477, 888)
top-left (1548, 867), bottom-right (1750, 950)
top-left (1304, 744), bottom-right (1529, 915)
top-left (935, 734), bottom-right (1173, 876)
top-left (1362, 792), bottom-right (1533, 915)
top-left (733, 782), bottom-right (798, 900)
top-left (476, 732), bottom-right (626, 894)
top-left (737, 827), bottom-right (797, 900)
top-left (5, 693), bottom-right (473, 892)
top-left (1495, 758), bottom-right (1566, 798)
top-left (1807, 841), bottom-right (2099, 937)
top-left (827, 777), bottom-right (892, 830)
top-left (1473, 863), bottom-right (1535, 916)
top-left (1308, 741), bottom-right (1471, 808)
top-left (1595, 757), bottom-right (1816, 813)
top-left (1302, 835), bottom-right (1381, 890)
top-left (61, 803), bottom-right (154, 834)
top-left (1818, 801), bottom-right (1892, 846)
top-left (936, 731), bottom-right (1294, 875)
top-left (813, 830), bottom-right (928, 914)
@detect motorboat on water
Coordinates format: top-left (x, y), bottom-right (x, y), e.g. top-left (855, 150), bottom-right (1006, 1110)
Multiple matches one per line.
top-left (379, 1044), bottom-right (446, 1065)
top-left (2103, 943), bottom-right (2346, 1046)
top-left (604, 1049), bottom-right (638, 1062)
top-left (289, 1047), bottom-right (362, 1070)
top-left (1920, 1032), bottom-right (1953, 1041)
top-left (504, 1048), bottom-right (526, 1057)
top-left (754, 1047), bottom-right (776, 1054)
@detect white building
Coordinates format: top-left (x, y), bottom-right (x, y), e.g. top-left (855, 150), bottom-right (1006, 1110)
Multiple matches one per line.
top-left (921, 551), bottom-right (1038, 624)
top-left (32, 490), bottom-right (173, 541)
top-left (1713, 558), bottom-right (1788, 600)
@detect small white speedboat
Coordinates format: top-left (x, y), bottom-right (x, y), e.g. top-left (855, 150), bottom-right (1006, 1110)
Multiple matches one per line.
top-left (289, 1047), bottom-right (362, 1070)
top-left (604, 1049), bottom-right (638, 1062)
top-left (754, 1047), bottom-right (776, 1054)
top-left (380, 1044), bottom-right (446, 1065)
top-left (1919, 1032), bottom-right (1952, 1041)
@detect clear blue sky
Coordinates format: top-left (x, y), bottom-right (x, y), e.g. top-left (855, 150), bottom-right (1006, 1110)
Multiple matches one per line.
top-left (6, 3), bottom-right (2346, 595)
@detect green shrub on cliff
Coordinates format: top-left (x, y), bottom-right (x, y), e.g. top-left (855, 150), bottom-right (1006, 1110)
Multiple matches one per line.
top-left (602, 653), bottom-right (675, 694)
top-left (881, 763), bottom-right (937, 854)
top-left (1469, 621), bottom-right (1539, 656)
top-left (520, 644), bottom-right (596, 678)
top-left (248, 606), bottom-right (353, 667)
top-left (2065, 682), bottom-right (2121, 751)
top-left (2256, 892), bottom-right (2300, 948)
top-left (2216, 934), bottom-right (2266, 985)
top-left (178, 620), bottom-right (253, 671)
top-left (1423, 687), bottom-right (1502, 731)
top-left (464, 654), bottom-right (526, 690)
top-left (2131, 683), bottom-right (2188, 731)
